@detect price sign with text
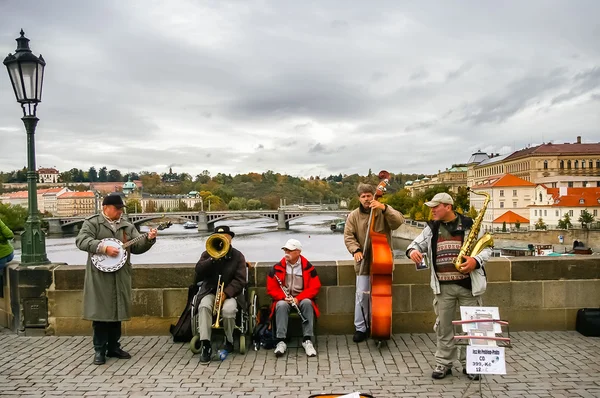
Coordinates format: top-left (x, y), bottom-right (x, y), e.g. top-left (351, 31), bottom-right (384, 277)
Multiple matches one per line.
top-left (466, 346), bottom-right (506, 375)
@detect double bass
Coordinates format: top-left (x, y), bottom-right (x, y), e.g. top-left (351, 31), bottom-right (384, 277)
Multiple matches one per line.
top-left (362, 171), bottom-right (393, 345)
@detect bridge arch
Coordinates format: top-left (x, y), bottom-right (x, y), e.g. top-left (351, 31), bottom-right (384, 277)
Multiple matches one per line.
top-left (45, 210), bottom-right (349, 234)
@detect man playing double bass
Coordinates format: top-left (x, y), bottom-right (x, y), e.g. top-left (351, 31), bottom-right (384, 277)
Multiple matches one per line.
top-left (344, 183), bottom-right (404, 343)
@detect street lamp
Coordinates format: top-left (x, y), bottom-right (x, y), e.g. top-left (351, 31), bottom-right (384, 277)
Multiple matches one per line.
top-left (3, 30), bottom-right (49, 265)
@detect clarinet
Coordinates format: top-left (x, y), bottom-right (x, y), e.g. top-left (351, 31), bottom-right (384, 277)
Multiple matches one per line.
top-left (274, 275), bottom-right (309, 324)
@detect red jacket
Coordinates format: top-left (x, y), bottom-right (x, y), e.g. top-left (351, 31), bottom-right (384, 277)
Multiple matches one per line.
top-left (266, 255), bottom-right (321, 318)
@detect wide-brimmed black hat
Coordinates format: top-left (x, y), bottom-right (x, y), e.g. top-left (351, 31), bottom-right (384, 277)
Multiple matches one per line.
top-left (214, 225), bottom-right (235, 238)
top-left (102, 195), bottom-right (125, 209)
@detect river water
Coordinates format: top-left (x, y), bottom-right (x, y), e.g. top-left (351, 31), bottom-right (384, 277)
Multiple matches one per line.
top-left (13, 215), bottom-right (412, 265)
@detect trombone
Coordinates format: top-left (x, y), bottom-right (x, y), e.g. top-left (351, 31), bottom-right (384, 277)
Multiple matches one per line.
top-left (212, 274), bottom-right (225, 328)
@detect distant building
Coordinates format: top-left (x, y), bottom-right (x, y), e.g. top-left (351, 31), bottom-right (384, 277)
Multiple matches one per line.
top-left (122, 178), bottom-right (137, 195)
top-left (38, 167), bottom-right (60, 183)
top-left (405, 165), bottom-right (468, 197)
top-left (140, 195), bottom-right (203, 212)
top-left (41, 187), bottom-right (70, 215)
top-left (0, 187), bottom-right (70, 215)
top-left (470, 174), bottom-right (536, 232)
top-left (468, 136), bottom-right (600, 188)
top-left (529, 186), bottom-right (600, 229)
top-left (57, 191), bottom-right (96, 217)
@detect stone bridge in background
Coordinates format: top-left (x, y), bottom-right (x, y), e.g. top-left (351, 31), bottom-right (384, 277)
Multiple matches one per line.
top-left (45, 210), bottom-right (350, 234)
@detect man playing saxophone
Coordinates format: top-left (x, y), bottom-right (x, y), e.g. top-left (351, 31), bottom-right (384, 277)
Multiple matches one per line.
top-left (406, 192), bottom-right (491, 381)
top-left (194, 225), bottom-right (247, 364)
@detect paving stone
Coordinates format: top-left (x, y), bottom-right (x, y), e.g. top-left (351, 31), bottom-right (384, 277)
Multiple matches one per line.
top-left (1, 329), bottom-right (599, 397)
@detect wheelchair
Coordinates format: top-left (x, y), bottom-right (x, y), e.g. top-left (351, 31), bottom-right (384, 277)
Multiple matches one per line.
top-left (189, 263), bottom-right (258, 355)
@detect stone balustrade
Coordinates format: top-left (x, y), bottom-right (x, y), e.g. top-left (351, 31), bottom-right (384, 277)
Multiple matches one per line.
top-left (1, 256), bottom-right (599, 335)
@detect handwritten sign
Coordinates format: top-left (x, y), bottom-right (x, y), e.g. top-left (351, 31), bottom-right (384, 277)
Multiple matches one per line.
top-left (466, 346), bottom-right (506, 375)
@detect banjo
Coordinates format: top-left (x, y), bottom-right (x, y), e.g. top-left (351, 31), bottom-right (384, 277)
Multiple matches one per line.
top-left (91, 221), bottom-right (172, 272)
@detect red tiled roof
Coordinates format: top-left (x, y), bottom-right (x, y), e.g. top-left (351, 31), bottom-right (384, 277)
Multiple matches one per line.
top-left (493, 211), bottom-right (530, 224)
top-left (42, 188), bottom-right (66, 195)
top-left (507, 142), bottom-right (600, 159)
top-left (475, 173), bottom-right (536, 188)
top-left (4, 190), bottom-right (28, 199)
top-left (58, 191), bottom-right (95, 198)
top-left (545, 187), bottom-right (600, 207)
top-left (38, 168), bottom-right (59, 174)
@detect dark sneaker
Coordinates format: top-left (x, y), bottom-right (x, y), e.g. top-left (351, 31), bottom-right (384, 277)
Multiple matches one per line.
top-left (353, 330), bottom-right (367, 343)
top-left (106, 348), bottom-right (131, 359)
top-left (223, 341), bottom-right (234, 353)
top-left (93, 351), bottom-right (106, 365)
top-left (463, 368), bottom-right (481, 380)
top-left (432, 364), bottom-right (452, 379)
top-left (199, 343), bottom-right (212, 364)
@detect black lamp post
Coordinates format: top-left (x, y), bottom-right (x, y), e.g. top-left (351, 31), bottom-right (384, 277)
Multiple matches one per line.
top-left (3, 30), bottom-right (49, 265)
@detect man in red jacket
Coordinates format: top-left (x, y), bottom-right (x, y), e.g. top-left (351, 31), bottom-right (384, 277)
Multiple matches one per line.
top-left (266, 239), bottom-right (321, 357)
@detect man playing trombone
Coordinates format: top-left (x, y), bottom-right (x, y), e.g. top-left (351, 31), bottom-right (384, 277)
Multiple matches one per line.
top-left (266, 239), bottom-right (321, 357)
top-left (194, 225), bottom-right (247, 364)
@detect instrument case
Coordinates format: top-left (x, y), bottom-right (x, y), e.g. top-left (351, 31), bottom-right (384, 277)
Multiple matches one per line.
top-left (575, 308), bottom-right (600, 337)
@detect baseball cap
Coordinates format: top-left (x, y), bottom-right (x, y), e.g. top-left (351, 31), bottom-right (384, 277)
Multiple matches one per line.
top-left (281, 238), bottom-right (302, 251)
top-left (425, 192), bottom-right (454, 207)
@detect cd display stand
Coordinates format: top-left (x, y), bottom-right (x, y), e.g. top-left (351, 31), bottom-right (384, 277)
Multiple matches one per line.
top-left (453, 306), bottom-right (511, 398)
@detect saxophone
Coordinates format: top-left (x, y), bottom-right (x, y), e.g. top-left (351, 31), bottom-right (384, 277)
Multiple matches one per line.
top-left (212, 274), bottom-right (225, 328)
top-left (454, 188), bottom-right (494, 271)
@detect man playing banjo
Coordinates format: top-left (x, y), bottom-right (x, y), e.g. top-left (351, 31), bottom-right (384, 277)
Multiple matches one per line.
top-left (76, 194), bottom-right (158, 365)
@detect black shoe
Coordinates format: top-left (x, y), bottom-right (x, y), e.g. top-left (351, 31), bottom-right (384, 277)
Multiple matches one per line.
top-left (463, 368), bottom-right (481, 380)
top-left (432, 364), bottom-right (452, 379)
top-left (353, 330), bottom-right (367, 343)
top-left (106, 348), bottom-right (131, 359)
top-left (199, 342), bottom-right (212, 364)
top-left (223, 341), bottom-right (234, 353)
top-left (93, 352), bottom-right (106, 365)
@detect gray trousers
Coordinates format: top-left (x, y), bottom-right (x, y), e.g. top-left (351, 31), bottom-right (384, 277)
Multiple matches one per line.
top-left (433, 283), bottom-right (483, 367)
top-left (275, 299), bottom-right (314, 339)
top-left (197, 294), bottom-right (238, 343)
top-left (354, 275), bottom-right (370, 332)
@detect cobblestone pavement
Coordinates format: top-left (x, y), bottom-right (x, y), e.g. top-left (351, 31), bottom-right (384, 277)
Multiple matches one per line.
top-left (1, 329), bottom-right (599, 398)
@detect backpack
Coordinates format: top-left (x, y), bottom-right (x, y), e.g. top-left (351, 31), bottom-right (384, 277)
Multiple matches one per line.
top-left (252, 305), bottom-right (276, 350)
top-left (169, 284), bottom-right (199, 343)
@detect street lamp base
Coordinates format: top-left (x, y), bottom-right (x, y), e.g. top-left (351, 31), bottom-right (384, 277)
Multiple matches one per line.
top-left (20, 224), bottom-right (50, 265)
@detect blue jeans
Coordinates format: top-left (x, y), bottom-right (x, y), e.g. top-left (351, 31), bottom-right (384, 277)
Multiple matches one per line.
top-left (0, 252), bottom-right (14, 271)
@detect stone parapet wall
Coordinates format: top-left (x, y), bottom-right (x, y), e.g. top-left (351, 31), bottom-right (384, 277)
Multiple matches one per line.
top-left (41, 256), bottom-right (600, 336)
top-left (393, 222), bottom-right (600, 248)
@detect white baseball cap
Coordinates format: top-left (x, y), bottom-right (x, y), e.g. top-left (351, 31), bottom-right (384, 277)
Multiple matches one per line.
top-left (281, 239), bottom-right (302, 251)
top-left (425, 192), bottom-right (454, 207)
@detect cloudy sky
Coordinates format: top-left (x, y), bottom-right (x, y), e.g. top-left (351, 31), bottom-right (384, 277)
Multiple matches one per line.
top-left (0, 1), bottom-right (599, 178)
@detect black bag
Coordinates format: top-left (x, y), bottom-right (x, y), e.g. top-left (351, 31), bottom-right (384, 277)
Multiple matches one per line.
top-left (252, 305), bottom-right (276, 349)
top-left (169, 284), bottom-right (199, 343)
top-left (575, 308), bottom-right (600, 337)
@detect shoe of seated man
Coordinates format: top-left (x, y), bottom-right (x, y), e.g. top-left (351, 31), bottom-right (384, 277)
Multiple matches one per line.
top-left (353, 330), bottom-right (367, 343)
top-left (463, 368), bottom-right (481, 380)
top-left (199, 341), bottom-right (212, 364)
top-left (223, 341), bottom-right (234, 353)
top-left (302, 339), bottom-right (317, 357)
top-left (274, 341), bottom-right (287, 357)
top-left (431, 364), bottom-right (452, 379)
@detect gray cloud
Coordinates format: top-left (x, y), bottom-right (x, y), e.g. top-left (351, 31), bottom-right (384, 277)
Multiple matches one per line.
top-left (0, 0), bottom-right (598, 178)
